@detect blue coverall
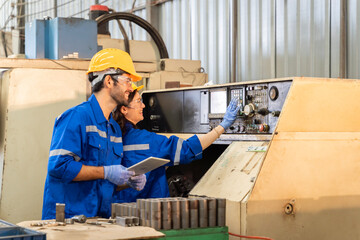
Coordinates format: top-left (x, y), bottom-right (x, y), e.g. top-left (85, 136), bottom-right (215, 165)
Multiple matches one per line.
top-left (42, 95), bottom-right (124, 220)
top-left (114, 122), bottom-right (203, 203)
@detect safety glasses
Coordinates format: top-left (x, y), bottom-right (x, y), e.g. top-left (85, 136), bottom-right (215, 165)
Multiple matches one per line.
top-left (127, 98), bottom-right (143, 109)
top-left (110, 74), bottom-right (132, 87)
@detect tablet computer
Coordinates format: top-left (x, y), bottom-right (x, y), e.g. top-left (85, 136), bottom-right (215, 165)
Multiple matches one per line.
top-left (127, 157), bottom-right (170, 176)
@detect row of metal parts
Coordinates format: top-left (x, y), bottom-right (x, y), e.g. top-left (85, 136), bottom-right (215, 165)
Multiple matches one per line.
top-left (111, 197), bottom-right (226, 230)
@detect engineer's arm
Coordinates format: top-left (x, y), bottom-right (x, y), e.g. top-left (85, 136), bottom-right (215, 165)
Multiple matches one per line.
top-left (73, 165), bottom-right (105, 181)
top-left (198, 125), bottom-right (225, 150)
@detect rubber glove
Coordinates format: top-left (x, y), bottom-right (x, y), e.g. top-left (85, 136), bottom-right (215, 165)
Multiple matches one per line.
top-left (127, 174), bottom-right (147, 191)
top-left (104, 165), bottom-right (135, 186)
top-left (219, 97), bottom-right (241, 130)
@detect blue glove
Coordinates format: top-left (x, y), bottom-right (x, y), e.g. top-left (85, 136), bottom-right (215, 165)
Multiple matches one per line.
top-left (127, 174), bottom-right (147, 191)
top-left (104, 165), bottom-right (135, 186)
top-left (220, 98), bottom-right (240, 130)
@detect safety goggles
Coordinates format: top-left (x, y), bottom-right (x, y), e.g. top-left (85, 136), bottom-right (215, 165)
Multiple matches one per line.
top-left (127, 98), bottom-right (143, 109)
top-left (111, 75), bottom-right (132, 87)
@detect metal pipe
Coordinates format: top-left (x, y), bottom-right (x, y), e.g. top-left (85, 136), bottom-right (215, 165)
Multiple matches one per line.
top-left (145, 199), bottom-right (152, 227)
top-left (121, 204), bottom-right (127, 216)
top-left (230, 0), bottom-right (238, 83)
top-left (138, 199), bottom-right (146, 226)
top-left (217, 198), bottom-right (226, 226)
top-left (151, 200), bottom-right (161, 230)
top-left (161, 199), bottom-right (172, 230)
top-left (115, 203), bottom-right (121, 217)
top-left (111, 203), bottom-right (117, 219)
top-left (208, 198), bottom-right (217, 227)
top-left (180, 198), bottom-right (189, 229)
top-left (189, 198), bottom-right (199, 228)
top-left (55, 203), bottom-right (65, 222)
top-left (171, 199), bottom-right (181, 229)
top-left (339, 0), bottom-right (347, 78)
top-left (198, 198), bottom-right (208, 228)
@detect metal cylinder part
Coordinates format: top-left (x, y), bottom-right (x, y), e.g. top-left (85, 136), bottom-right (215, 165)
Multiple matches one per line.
top-left (139, 199), bottom-right (146, 226)
top-left (145, 199), bottom-right (152, 227)
top-left (189, 198), bottom-right (199, 228)
top-left (151, 200), bottom-right (161, 230)
top-left (161, 200), bottom-right (172, 230)
top-left (171, 199), bottom-right (181, 229)
top-left (217, 198), bottom-right (226, 226)
top-left (180, 198), bottom-right (189, 229)
top-left (134, 205), bottom-right (140, 218)
top-left (111, 203), bottom-right (117, 219)
top-left (115, 203), bottom-right (121, 217)
top-left (121, 204), bottom-right (126, 216)
top-left (127, 204), bottom-right (132, 216)
top-left (198, 198), bottom-right (208, 228)
top-left (136, 199), bottom-right (142, 208)
top-left (56, 203), bottom-right (65, 222)
top-left (208, 198), bottom-right (217, 227)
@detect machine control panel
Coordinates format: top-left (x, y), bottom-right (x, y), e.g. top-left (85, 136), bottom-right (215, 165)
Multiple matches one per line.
top-left (141, 80), bottom-right (292, 138)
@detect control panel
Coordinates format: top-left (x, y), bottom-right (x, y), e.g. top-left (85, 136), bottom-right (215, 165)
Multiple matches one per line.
top-left (141, 80), bottom-right (292, 137)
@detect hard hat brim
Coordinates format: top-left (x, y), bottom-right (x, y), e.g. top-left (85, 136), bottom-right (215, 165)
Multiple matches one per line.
top-left (130, 72), bottom-right (142, 82)
top-left (133, 85), bottom-right (144, 91)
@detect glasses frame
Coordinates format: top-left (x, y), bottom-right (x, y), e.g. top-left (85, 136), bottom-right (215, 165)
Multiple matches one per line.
top-left (127, 97), bottom-right (143, 109)
top-left (109, 74), bottom-right (132, 87)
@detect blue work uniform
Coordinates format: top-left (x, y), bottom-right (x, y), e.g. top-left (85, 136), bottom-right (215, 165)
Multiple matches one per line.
top-left (114, 123), bottom-right (203, 203)
top-left (42, 94), bottom-right (123, 220)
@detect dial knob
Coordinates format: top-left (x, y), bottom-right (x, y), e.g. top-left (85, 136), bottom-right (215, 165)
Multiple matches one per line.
top-left (149, 97), bottom-right (155, 107)
top-left (269, 86), bottom-right (279, 101)
top-left (244, 103), bottom-right (256, 117)
top-left (259, 124), bottom-right (270, 133)
top-left (240, 125), bottom-right (246, 132)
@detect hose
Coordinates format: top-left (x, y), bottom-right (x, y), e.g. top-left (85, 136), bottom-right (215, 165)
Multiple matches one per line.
top-left (95, 12), bottom-right (169, 59)
top-left (115, 19), bottom-right (130, 54)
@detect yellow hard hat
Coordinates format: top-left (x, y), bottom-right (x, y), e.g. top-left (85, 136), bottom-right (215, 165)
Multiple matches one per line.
top-left (87, 48), bottom-right (142, 82)
top-left (131, 83), bottom-right (144, 91)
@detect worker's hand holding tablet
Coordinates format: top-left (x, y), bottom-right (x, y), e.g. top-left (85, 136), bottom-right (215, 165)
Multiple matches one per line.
top-left (127, 157), bottom-right (170, 176)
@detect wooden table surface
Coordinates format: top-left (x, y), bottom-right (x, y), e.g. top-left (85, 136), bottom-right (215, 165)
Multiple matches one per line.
top-left (17, 219), bottom-right (164, 240)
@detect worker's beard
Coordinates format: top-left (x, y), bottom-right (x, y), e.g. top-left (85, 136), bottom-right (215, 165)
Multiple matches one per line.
top-left (110, 81), bottom-right (130, 106)
top-left (111, 91), bottom-right (129, 106)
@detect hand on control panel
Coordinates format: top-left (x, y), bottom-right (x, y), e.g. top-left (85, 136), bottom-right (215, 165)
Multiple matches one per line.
top-left (219, 98), bottom-right (241, 130)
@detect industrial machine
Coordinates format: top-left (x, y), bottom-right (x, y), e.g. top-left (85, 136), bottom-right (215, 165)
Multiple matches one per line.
top-left (141, 77), bottom-right (360, 240)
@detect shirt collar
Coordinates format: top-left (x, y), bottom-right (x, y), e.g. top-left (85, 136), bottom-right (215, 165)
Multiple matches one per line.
top-left (89, 95), bottom-right (120, 134)
top-left (89, 94), bottom-right (108, 124)
top-left (124, 121), bottom-right (134, 131)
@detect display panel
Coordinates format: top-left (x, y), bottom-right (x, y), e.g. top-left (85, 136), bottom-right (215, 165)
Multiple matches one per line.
top-left (210, 89), bottom-right (227, 114)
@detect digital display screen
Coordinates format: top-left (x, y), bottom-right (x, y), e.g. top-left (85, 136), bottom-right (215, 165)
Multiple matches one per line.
top-left (210, 89), bottom-right (227, 114)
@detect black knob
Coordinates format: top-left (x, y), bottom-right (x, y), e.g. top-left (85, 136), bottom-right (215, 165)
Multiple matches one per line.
top-left (253, 119), bottom-right (261, 124)
top-left (257, 108), bottom-right (269, 116)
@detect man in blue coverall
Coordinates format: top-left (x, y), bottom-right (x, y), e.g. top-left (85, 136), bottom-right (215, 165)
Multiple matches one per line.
top-left (42, 48), bottom-right (147, 220)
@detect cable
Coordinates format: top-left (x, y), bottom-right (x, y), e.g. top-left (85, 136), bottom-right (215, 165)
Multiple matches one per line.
top-left (228, 232), bottom-right (274, 240)
top-left (0, 5), bottom-right (15, 31)
top-left (115, 19), bottom-right (130, 54)
top-left (129, 0), bottom-right (136, 40)
top-left (96, 12), bottom-right (169, 59)
top-left (0, 0), bottom-right (10, 12)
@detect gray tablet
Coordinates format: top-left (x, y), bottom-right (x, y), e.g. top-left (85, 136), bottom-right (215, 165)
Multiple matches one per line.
top-left (127, 157), bottom-right (170, 176)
